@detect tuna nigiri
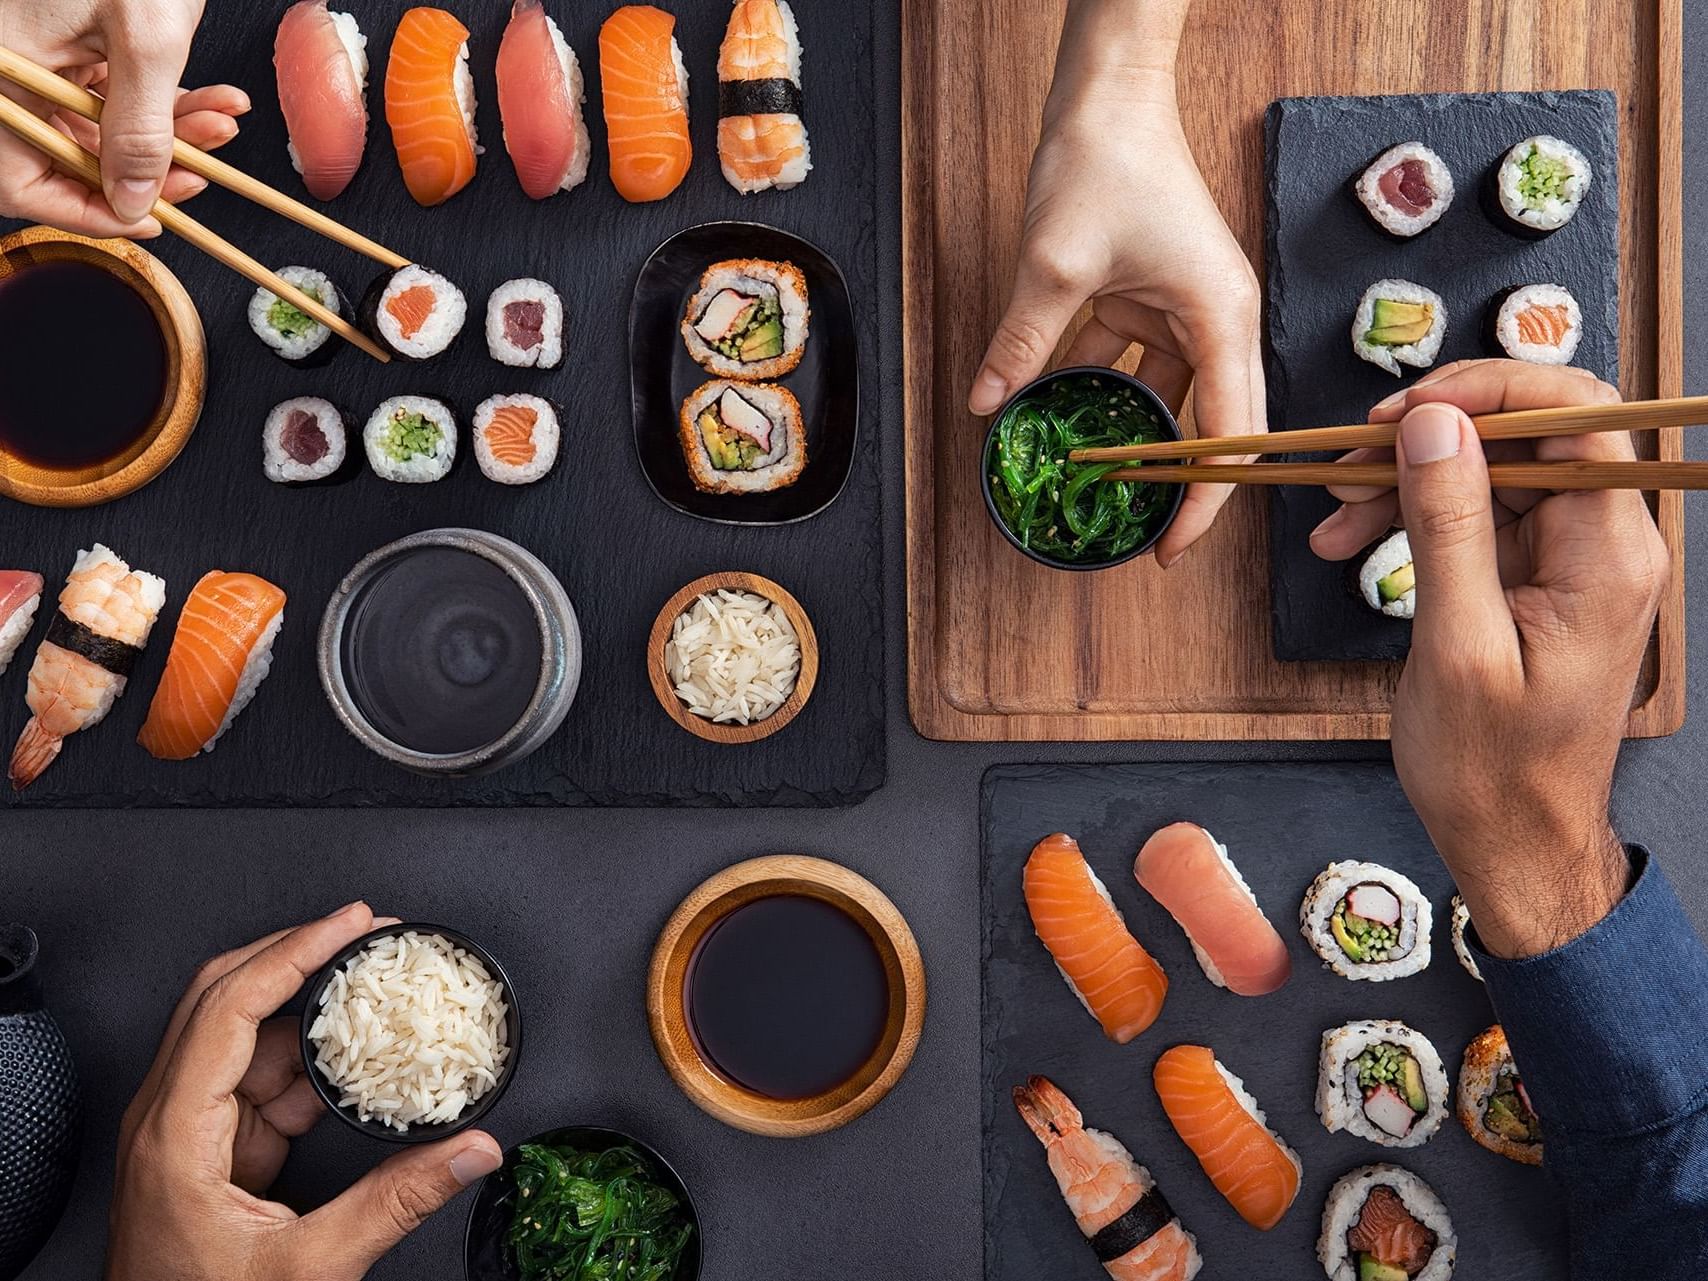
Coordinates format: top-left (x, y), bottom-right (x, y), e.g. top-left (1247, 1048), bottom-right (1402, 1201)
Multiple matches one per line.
top-left (137, 572), bottom-right (287, 761)
top-left (497, 0), bottom-right (589, 199)
top-left (1024, 832), bottom-right (1168, 1044)
top-left (0, 570), bottom-right (44, 677)
top-left (1152, 1045), bottom-right (1301, 1231)
top-left (599, 5), bottom-right (691, 203)
top-left (385, 7), bottom-right (480, 206)
top-left (275, 0), bottom-right (369, 200)
top-left (1134, 823), bottom-right (1291, 997)
top-left (715, 0), bottom-right (811, 193)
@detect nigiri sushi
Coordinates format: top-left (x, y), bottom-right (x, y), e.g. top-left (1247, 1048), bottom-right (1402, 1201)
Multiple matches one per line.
top-left (385, 7), bottom-right (479, 207)
top-left (10, 546), bottom-right (165, 790)
top-left (716, 0), bottom-right (811, 193)
top-left (1152, 1045), bottom-right (1302, 1231)
top-left (1134, 823), bottom-right (1291, 996)
top-left (1024, 832), bottom-right (1168, 1044)
top-left (0, 570), bottom-right (44, 677)
top-left (275, 0), bottom-right (369, 200)
top-left (1013, 1075), bottom-right (1202, 1281)
top-left (599, 5), bottom-right (691, 203)
top-left (137, 572), bottom-right (287, 760)
top-left (497, 0), bottom-right (589, 199)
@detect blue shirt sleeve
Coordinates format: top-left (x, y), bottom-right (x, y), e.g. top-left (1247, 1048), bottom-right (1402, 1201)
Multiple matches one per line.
top-left (1471, 846), bottom-right (1708, 1278)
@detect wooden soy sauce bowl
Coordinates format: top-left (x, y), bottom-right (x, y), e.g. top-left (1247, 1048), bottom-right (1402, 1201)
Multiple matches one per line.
top-left (646, 571), bottom-right (819, 744)
top-left (0, 227), bottom-right (205, 507)
top-left (646, 855), bottom-right (927, 1138)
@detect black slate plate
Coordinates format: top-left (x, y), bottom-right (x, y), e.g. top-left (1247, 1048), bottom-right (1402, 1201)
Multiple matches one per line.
top-left (981, 761), bottom-right (1565, 1281)
top-left (1263, 91), bottom-right (1620, 661)
top-left (631, 221), bottom-right (857, 524)
top-left (0, 0), bottom-right (883, 808)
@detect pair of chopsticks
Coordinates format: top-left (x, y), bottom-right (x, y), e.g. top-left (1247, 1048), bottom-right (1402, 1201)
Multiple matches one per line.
top-left (0, 44), bottom-right (402, 362)
top-left (1069, 395), bottom-right (1708, 490)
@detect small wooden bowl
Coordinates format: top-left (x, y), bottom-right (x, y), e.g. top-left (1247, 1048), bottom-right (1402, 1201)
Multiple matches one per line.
top-left (647, 572), bottom-right (819, 744)
top-left (0, 227), bottom-right (205, 508)
top-left (647, 855), bottom-right (926, 1138)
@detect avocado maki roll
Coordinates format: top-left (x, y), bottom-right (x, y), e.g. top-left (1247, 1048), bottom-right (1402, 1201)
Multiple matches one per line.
top-left (1353, 142), bottom-right (1454, 238)
top-left (1317, 1020), bottom-right (1449, 1149)
top-left (1490, 134), bottom-right (1591, 236)
top-left (1358, 531), bottom-right (1415, 619)
top-left (248, 265), bottom-right (347, 365)
top-left (1300, 861), bottom-right (1432, 982)
top-left (1352, 280), bottom-right (1446, 376)
top-left (677, 380), bottom-right (806, 495)
top-left (680, 259), bottom-right (809, 381)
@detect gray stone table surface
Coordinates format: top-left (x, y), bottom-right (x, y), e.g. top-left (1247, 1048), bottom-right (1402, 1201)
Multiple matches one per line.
top-left (12, 4), bottom-right (1707, 1279)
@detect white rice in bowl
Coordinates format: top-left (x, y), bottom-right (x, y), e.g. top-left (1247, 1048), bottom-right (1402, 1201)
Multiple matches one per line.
top-left (666, 589), bottom-right (801, 725)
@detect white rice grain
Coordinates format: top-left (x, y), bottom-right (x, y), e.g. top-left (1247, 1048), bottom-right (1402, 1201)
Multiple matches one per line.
top-left (666, 589), bottom-right (800, 725)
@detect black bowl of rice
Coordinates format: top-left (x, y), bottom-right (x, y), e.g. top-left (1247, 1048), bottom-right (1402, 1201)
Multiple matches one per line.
top-left (300, 923), bottom-right (521, 1143)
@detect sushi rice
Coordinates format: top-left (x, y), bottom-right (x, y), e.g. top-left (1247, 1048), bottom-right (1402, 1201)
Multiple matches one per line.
top-left (1319, 1165), bottom-right (1456, 1281)
top-left (263, 397), bottom-right (347, 484)
top-left (472, 393), bottom-right (560, 484)
top-left (485, 278), bottom-right (564, 368)
top-left (1358, 531), bottom-right (1415, 619)
top-left (1300, 860), bottom-right (1432, 981)
top-left (1494, 134), bottom-right (1591, 234)
top-left (1492, 283), bottom-right (1582, 365)
top-left (1317, 1019), bottom-right (1449, 1149)
top-left (1353, 142), bottom-right (1454, 237)
top-left (1352, 279), bottom-right (1446, 377)
top-left (248, 265), bottom-right (345, 363)
top-left (364, 396), bottom-right (456, 482)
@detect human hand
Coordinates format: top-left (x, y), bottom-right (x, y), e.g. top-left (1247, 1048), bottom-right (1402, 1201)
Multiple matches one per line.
top-left (1311, 360), bottom-right (1668, 958)
top-left (0, 0), bottom-right (248, 237)
top-left (106, 903), bottom-right (504, 1281)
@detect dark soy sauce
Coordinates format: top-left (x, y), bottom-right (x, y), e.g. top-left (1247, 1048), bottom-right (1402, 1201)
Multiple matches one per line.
top-left (685, 895), bottom-right (890, 1100)
top-left (0, 260), bottom-right (167, 468)
top-left (340, 547), bottom-right (543, 755)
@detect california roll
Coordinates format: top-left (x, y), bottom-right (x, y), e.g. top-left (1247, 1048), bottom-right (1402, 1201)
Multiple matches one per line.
top-left (1317, 1020), bottom-right (1449, 1149)
top-left (678, 380), bottom-right (805, 495)
top-left (1301, 861), bottom-right (1432, 981)
top-left (1456, 1026), bottom-right (1541, 1165)
top-left (681, 259), bottom-right (808, 381)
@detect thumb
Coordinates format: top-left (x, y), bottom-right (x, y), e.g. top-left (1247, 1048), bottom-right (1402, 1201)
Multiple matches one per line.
top-left (98, 23), bottom-right (193, 222)
top-left (968, 250), bottom-right (1089, 415)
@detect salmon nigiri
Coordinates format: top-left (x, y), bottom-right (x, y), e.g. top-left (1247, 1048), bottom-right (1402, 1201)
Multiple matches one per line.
top-left (1152, 1045), bottom-right (1301, 1231)
top-left (1134, 823), bottom-right (1291, 997)
top-left (1024, 833), bottom-right (1168, 1044)
top-left (715, 0), bottom-right (811, 193)
top-left (599, 5), bottom-right (691, 202)
top-left (138, 572), bottom-right (286, 761)
top-left (497, 0), bottom-right (589, 199)
top-left (274, 0), bottom-right (369, 200)
top-left (385, 7), bottom-right (479, 206)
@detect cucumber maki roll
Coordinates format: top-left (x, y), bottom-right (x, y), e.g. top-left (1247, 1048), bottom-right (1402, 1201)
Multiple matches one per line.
top-left (1352, 280), bottom-right (1446, 376)
top-left (248, 266), bottom-right (347, 365)
top-left (1490, 134), bottom-right (1591, 236)
top-left (363, 395), bottom-right (456, 482)
top-left (1317, 1020), bottom-right (1449, 1149)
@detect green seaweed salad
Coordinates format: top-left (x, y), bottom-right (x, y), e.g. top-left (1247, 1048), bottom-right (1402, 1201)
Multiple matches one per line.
top-left (986, 374), bottom-right (1176, 564)
top-left (508, 1143), bottom-right (693, 1281)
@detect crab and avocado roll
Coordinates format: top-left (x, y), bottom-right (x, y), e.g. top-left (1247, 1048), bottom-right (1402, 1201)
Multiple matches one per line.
top-left (1319, 1164), bottom-right (1456, 1281)
top-left (1358, 531), bottom-right (1415, 619)
top-left (472, 393), bottom-right (559, 484)
top-left (248, 265), bottom-right (347, 365)
top-left (486, 277), bottom-right (563, 368)
top-left (678, 379), bottom-right (805, 495)
top-left (1317, 1020), bottom-right (1449, 1149)
top-left (263, 397), bottom-right (348, 484)
top-left (1352, 280), bottom-right (1446, 376)
top-left (360, 264), bottom-right (467, 360)
top-left (1353, 142), bottom-right (1454, 238)
top-left (363, 395), bottom-right (456, 482)
top-left (1456, 1025), bottom-right (1541, 1165)
top-left (680, 259), bottom-right (809, 381)
top-left (1489, 282), bottom-right (1582, 365)
top-left (1490, 134), bottom-right (1591, 236)
top-left (1301, 861), bottom-right (1432, 981)
top-left (1449, 895), bottom-right (1481, 982)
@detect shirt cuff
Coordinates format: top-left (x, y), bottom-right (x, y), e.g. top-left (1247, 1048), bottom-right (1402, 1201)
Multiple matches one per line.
top-left (1472, 845), bottom-right (1708, 1138)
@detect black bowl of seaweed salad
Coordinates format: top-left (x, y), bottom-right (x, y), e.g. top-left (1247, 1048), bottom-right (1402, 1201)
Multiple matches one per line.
top-left (982, 367), bottom-right (1185, 570)
top-left (464, 1126), bottom-right (700, 1281)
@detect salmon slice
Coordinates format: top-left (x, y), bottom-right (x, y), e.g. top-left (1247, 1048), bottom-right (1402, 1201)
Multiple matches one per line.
top-left (385, 285), bottom-right (436, 339)
top-left (274, 0), bottom-right (368, 200)
top-left (599, 5), bottom-right (691, 203)
top-left (497, 0), bottom-right (585, 199)
top-left (137, 572), bottom-right (286, 761)
top-left (482, 405), bottom-right (539, 466)
top-left (1346, 1185), bottom-right (1436, 1272)
top-left (1024, 833), bottom-right (1168, 1043)
top-left (1515, 304), bottom-right (1571, 346)
top-left (1152, 1045), bottom-right (1300, 1231)
top-left (385, 7), bottom-right (478, 207)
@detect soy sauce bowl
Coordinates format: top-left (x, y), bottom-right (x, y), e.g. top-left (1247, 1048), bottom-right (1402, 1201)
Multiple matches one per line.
top-left (980, 366), bottom-right (1186, 571)
top-left (464, 1126), bottom-right (702, 1281)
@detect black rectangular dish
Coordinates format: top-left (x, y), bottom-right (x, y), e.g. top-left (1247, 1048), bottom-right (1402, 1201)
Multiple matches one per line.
top-left (0, 0), bottom-right (883, 807)
top-left (1263, 90), bottom-right (1619, 662)
top-left (980, 761), bottom-right (1565, 1281)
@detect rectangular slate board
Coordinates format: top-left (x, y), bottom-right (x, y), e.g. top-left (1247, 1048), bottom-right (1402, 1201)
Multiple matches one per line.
top-left (0, 0), bottom-right (883, 807)
top-left (1264, 91), bottom-right (1619, 661)
top-left (981, 762), bottom-right (1566, 1281)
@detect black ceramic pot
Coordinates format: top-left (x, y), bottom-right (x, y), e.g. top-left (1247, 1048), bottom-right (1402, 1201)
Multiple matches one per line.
top-left (0, 925), bottom-right (81, 1281)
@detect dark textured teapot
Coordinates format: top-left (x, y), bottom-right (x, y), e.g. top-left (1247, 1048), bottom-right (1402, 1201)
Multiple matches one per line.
top-left (0, 925), bottom-right (81, 1281)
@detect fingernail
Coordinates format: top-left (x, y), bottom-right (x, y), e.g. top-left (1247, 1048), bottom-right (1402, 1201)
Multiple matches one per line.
top-left (1311, 508), bottom-right (1346, 541)
top-left (1399, 403), bottom-right (1462, 465)
top-left (372, 915), bottom-right (402, 927)
top-left (969, 370), bottom-right (1008, 416)
top-left (112, 178), bottom-right (158, 220)
top-left (450, 1136), bottom-right (504, 1186)
top-left (1156, 545), bottom-right (1184, 570)
top-left (1371, 389), bottom-right (1407, 414)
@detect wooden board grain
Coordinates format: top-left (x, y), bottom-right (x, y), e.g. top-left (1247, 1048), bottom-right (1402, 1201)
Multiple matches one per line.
top-left (902, 0), bottom-right (1684, 741)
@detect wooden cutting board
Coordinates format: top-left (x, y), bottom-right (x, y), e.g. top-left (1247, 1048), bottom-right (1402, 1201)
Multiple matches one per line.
top-left (902, 0), bottom-right (1683, 741)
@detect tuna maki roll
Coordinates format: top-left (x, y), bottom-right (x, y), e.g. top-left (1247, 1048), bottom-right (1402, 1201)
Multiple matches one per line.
top-left (1319, 1165), bottom-right (1456, 1281)
top-left (363, 395), bottom-right (456, 482)
top-left (1490, 282), bottom-right (1582, 365)
top-left (680, 259), bottom-right (809, 381)
top-left (361, 264), bottom-right (467, 360)
top-left (472, 393), bottom-right (559, 484)
top-left (485, 278), bottom-right (563, 368)
top-left (1490, 134), bottom-right (1591, 236)
top-left (1352, 280), bottom-right (1446, 376)
top-left (263, 397), bottom-right (348, 483)
top-left (248, 265), bottom-right (347, 365)
top-left (1301, 861), bottom-right (1432, 981)
top-left (1358, 531), bottom-right (1415, 619)
top-left (1456, 1026), bottom-right (1541, 1165)
top-left (1353, 142), bottom-right (1454, 237)
top-left (678, 380), bottom-right (806, 494)
top-left (1317, 1020), bottom-right (1449, 1149)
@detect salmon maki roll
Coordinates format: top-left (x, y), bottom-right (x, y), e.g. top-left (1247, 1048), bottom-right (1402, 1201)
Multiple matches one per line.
top-left (385, 7), bottom-right (479, 206)
top-left (1489, 283), bottom-right (1582, 365)
top-left (716, 0), bottom-right (811, 193)
top-left (599, 5), bottom-right (691, 202)
top-left (1023, 832), bottom-right (1168, 1043)
top-left (274, 0), bottom-right (368, 200)
top-left (497, 0), bottom-right (589, 199)
top-left (361, 264), bottom-right (467, 360)
top-left (472, 393), bottom-right (560, 484)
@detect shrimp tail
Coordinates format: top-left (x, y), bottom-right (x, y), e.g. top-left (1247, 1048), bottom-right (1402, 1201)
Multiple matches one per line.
top-left (10, 716), bottom-right (63, 791)
top-left (1013, 1074), bottom-right (1081, 1144)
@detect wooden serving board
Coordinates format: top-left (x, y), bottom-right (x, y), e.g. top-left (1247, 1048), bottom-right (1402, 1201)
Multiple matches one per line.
top-left (902, 0), bottom-right (1684, 741)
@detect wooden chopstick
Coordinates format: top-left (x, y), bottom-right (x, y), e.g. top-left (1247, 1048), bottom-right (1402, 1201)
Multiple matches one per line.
top-left (0, 93), bottom-right (389, 363)
top-left (0, 44), bottom-right (408, 270)
top-left (1100, 461), bottom-right (1708, 491)
top-left (1069, 395), bottom-right (1708, 464)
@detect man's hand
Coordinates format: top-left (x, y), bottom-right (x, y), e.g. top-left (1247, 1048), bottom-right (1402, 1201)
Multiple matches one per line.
top-left (1311, 360), bottom-right (1669, 958)
top-left (106, 903), bottom-right (504, 1281)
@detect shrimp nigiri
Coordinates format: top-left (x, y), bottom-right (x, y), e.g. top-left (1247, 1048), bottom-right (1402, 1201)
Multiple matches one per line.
top-left (599, 5), bottom-right (691, 203)
top-left (716, 0), bottom-right (810, 193)
top-left (497, 0), bottom-right (589, 199)
top-left (274, 0), bottom-right (369, 200)
top-left (385, 7), bottom-right (479, 207)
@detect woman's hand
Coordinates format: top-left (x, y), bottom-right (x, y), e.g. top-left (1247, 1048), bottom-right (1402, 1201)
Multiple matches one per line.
top-left (0, 0), bottom-right (248, 237)
top-left (106, 903), bottom-right (504, 1281)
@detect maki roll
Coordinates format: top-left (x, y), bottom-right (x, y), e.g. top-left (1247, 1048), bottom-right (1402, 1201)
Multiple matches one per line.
top-left (1490, 283), bottom-right (1582, 365)
top-left (1358, 531), bottom-right (1415, 619)
top-left (248, 265), bottom-right (347, 365)
top-left (1456, 1026), bottom-right (1541, 1165)
top-left (678, 380), bottom-right (805, 495)
top-left (1319, 1165), bottom-right (1456, 1281)
top-left (361, 264), bottom-right (467, 360)
top-left (1352, 280), bottom-right (1446, 376)
top-left (1353, 142), bottom-right (1454, 237)
top-left (472, 393), bottom-right (559, 484)
top-left (1490, 134), bottom-right (1591, 236)
top-left (263, 397), bottom-right (348, 483)
top-left (1449, 895), bottom-right (1481, 982)
top-left (1317, 1020), bottom-right (1449, 1149)
top-left (486, 278), bottom-right (563, 368)
top-left (364, 395), bottom-right (456, 482)
top-left (1300, 861), bottom-right (1432, 981)
top-left (681, 259), bottom-right (809, 380)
